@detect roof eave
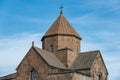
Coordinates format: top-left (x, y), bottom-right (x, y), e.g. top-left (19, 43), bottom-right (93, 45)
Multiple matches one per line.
top-left (41, 34), bottom-right (82, 41)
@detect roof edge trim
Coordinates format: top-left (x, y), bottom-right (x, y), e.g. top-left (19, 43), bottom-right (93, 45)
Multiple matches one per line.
top-left (41, 34), bottom-right (82, 41)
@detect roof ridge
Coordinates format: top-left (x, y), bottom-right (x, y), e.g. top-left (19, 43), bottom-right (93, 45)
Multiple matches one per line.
top-left (34, 46), bottom-right (51, 53)
top-left (0, 73), bottom-right (16, 79)
top-left (57, 14), bottom-right (62, 34)
top-left (41, 14), bottom-right (81, 41)
top-left (33, 46), bottom-right (66, 69)
top-left (70, 50), bottom-right (99, 70)
top-left (80, 50), bottom-right (100, 54)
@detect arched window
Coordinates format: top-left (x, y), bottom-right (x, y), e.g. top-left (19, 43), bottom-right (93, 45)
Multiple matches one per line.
top-left (50, 45), bottom-right (53, 52)
top-left (31, 69), bottom-right (36, 80)
top-left (76, 46), bottom-right (78, 55)
top-left (98, 72), bottom-right (102, 80)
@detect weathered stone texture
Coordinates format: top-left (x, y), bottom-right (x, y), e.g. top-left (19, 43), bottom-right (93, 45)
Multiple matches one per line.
top-left (47, 73), bottom-right (73, 80)
top-left (72, 73), bottom-right (92, 80)
top-left (91, 53), bottom-right (108, 80)
top-left (42, 35), bottom-right (80, 68)
top-left (57, 49), bottom-right (76, 67)
top-left (0, 12), bottom-right (108, 80)
top-left (47, 73), bottom-right (91, 80)
top-left (43, 36), bottom-right (80, 54)
top-left (16, 48), bottom-right (49, 80)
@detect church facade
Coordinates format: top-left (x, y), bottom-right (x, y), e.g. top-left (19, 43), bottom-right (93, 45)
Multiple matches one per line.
top-left (0, 11), bottom-right (108, 80)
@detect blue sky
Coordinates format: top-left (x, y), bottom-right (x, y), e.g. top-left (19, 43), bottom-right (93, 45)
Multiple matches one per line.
top-left (0, 0), bottom-right (120, 80)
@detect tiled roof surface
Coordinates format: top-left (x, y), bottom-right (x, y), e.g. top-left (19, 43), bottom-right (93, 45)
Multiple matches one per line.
top-left (34, 46), bottom-right (98, 70)
top-left (34, 47), bottom-right (66, 69)
top-left (42, 14), bottom-right (81, 40)
top-left (70, 50), bottom-right (98, 70)
top-left (0, 49), bottom-right (100, 79)
top-left (0, 73), bottom-right (16, 80)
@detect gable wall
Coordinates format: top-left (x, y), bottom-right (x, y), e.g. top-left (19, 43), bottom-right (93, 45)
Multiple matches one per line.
top-left (91, 53), bottom-right (108, 80)
top-left (16, 48), bottom-right (49, 80)
top-left (56, 50), bottom-right (67, 67)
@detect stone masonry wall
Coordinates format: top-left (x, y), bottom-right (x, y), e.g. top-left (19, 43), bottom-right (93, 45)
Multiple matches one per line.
top-left (72, 73), bottom-right (92, 80)
top-left (47, 73), bottom-right (73, 80)
top-left (16, 48), bottom-right (49, 80)
top-left (42, 35), bottom-right (80, 55)
top-left (42, 35), bottom-right (80, 68)
top-left (91, 53), bottom-right (108, 80)
top-left (47, 73), bottom-right (91, 80)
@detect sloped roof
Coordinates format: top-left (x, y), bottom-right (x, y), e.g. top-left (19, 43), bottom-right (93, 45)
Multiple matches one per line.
top-left (70, 50), bottom-right (98, 70)
top-left (42, 14), bottom-right (81, 40)
top-left (0, 73), bottom-right (16, 80)
top-left (34, 47), bottom-right (99, 70)
top-left (33, 47), bottom-right (66, 69)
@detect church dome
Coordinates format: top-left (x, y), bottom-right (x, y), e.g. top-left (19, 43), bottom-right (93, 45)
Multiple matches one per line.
top-left (41, 14), bottom-right (81, 41)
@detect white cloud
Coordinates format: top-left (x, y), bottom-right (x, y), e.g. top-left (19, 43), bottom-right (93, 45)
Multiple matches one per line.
top-left (81, 30), bottom-right (120, 80)
top-left (0, 33), bottom-right (43, 76)
top-left (71, 12), bottom-right (120, 31)
top-left (0, 32), bottom-right (119, 80)
top-left (81, 0), bottom-right (120, 11)
top-left (81, 40), bottom-right (120, 80)
top-left (104, 54), bottom-right (120, 80)
top-left (0, 12), bottom-right (51, 24)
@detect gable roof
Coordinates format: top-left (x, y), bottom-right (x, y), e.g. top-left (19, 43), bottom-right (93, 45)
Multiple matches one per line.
top-left (41, 14), bottom-right (81, 41)
top-left (33, 47), bottom-right (66, 69)
top-left (0, 73), bottom-right (16, 80)
top-left (16, 46), bottom-right (66, 70)
top-left (97, 51), bottom-right (109, 74)
top-left (70, 50), bottom-right (98, 70)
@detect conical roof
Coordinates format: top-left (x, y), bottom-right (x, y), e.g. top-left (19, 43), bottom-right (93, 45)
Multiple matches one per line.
top-left (41, 14), bottom-right (81, 41)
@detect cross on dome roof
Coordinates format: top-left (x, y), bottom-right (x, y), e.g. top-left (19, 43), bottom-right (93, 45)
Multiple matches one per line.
top-left (60, 5), bottom-right (64, 14)
top-left (41, 12), bottom-right (81, 41)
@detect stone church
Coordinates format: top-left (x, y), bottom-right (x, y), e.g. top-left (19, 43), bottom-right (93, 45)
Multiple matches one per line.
top-left (0, 9), bottom-right (108, 80)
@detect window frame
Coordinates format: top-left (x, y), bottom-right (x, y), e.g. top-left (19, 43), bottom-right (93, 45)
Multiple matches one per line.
top-left (76, 46), bottom-right (78, 55)
top-left (31, 69), bottom-right (36, 80)
top-left (98, 72), bottom-right (102, 80)
top-left (50, 45), bottom-right (53, 52)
